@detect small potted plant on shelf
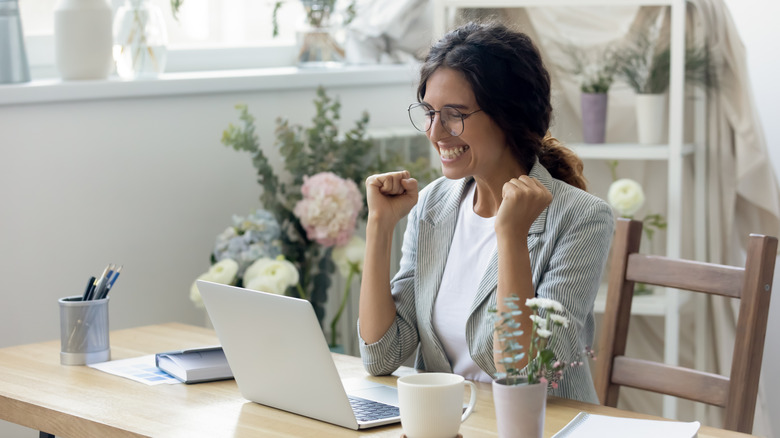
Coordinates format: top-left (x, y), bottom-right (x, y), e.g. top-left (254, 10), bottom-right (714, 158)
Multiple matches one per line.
top-left (556, 42), bottom-right (621, 144)
top-left (617, 24), bottom-right (716, 144)
top-left (491, 296), bottom-right (586, 438)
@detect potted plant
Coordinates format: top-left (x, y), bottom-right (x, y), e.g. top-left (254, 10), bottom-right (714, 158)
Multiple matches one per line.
top-left (491, 296), bottom-right (584, 438)
top-left (557, 42), bottom-right (620, 144)
top-left (617, 26), bottom-right (716, 144)
top-left (170, 0), bottom-right (356, 66)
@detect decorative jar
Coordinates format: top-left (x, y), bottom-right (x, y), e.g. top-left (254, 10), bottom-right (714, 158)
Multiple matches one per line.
top-left (54, 0), bottom-right (113, 80)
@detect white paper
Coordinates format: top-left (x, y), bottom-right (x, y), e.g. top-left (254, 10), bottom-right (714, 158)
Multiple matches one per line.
top-left (88, 354), bottom-right (181, 385)
top-left (553, 412), bottom-right (700, 438)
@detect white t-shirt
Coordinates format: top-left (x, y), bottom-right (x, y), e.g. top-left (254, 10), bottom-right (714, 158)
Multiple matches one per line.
top-left (432, 182), bottom-right (496, 383)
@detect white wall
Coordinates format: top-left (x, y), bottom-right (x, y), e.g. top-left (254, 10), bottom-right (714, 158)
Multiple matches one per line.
top-left (723, 1), bottom-right (780, 437)
top-left (0, 78), bottom-right (417, 437)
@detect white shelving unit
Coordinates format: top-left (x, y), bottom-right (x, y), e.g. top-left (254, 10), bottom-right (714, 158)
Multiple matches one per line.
top-left (433, 0), bottom-right (707, 420)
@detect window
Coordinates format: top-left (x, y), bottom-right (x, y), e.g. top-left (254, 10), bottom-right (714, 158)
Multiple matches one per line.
top-left (18, 0), bottom-right (308, 76)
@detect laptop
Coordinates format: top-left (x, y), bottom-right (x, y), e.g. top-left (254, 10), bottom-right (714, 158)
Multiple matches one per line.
top-left (196, 280), bottom-right (401, 430)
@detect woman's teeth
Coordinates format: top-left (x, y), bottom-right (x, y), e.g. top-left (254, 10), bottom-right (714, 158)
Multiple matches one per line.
top-left (440, 145), bottom-right (469, 159)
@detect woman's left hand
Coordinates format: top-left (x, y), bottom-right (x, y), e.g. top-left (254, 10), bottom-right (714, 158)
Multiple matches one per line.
top-left (495, 175), bottom-right (552, 237)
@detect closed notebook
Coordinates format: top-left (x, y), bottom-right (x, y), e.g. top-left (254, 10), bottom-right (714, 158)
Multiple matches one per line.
top-left (155, 346), bottom-right (234, 384)
top-left (553, 412), bottom-right (700, 438)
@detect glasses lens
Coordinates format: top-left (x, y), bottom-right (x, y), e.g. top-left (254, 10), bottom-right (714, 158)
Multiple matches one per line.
top-left (441, 107), bottom-right (464, 136)
top-left (408, 104), bottom-right (432, 132)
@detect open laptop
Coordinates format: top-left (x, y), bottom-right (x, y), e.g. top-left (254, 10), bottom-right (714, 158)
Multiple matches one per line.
top-left (196, 280), bottom-right (401, 430)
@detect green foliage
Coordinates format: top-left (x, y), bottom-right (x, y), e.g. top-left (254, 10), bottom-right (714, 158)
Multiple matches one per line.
top-left (271, 0), bottom-right (357, 37)
top-left (491, 296), bottom-right (575, 387)
top-left (170, 0), bottom-right (183, 20)
top-left (220, 86), bottom-right (438, 323)
top-left (617, 30), bottom-right (717, 94)
top-left (557, 42), bottom-right (621, 94)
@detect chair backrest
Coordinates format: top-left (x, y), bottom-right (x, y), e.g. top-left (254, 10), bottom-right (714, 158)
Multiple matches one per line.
top-left (594, 218), bottom-right (777, 434)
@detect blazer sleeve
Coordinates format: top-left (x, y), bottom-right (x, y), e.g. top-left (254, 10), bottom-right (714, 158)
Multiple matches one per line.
top-left (536, 199), bottom-right (614, 401)
top-left (358, 199), bottom-right (423, 376)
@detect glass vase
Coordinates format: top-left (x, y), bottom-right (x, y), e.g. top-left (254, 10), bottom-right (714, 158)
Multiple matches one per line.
top-left (112, 0), bottom-right (168, 79)
top-left (297, 0), bottom-right (344, 67)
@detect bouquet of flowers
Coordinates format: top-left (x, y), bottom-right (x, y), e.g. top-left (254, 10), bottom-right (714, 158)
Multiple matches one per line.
top-left (190, 209), bottom-right (299, 307)
top-left (205, 86), bottom-right (436, 347)
top-left (492, 296), bottom-right (585, 387)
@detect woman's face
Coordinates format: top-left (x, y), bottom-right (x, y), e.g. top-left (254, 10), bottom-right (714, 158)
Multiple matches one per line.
top-left (422, 67), bottom-right (511, 181)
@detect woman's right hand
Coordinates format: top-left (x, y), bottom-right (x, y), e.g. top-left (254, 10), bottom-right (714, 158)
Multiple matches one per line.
top-left (365, 171), bottom-right (419, 229)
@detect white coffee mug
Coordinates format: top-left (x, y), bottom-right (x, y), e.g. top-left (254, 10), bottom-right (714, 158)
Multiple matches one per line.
top-left (397, 372), bottom-right (477, 438)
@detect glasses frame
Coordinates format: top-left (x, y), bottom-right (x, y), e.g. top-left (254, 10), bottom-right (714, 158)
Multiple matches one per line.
top-left (407, 102), bottom-right (483, 137)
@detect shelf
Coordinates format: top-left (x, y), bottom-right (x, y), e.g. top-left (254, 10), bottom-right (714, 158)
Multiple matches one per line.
top-left (568, 143), bottom-right (695, 160)
top-left (593, 283), bottom-right (691, 317)
top-left (440, 0), bottom-right (681, 7)
top-left (0, 64), bottom-right (419, 107)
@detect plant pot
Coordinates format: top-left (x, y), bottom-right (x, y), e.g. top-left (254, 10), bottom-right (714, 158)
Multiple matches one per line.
top-left (581, 92), bottom-right (608, 144)
top-left (635, 93), bottom-right (667, 144)
top-left (492, 378), bottom-right (547, 438)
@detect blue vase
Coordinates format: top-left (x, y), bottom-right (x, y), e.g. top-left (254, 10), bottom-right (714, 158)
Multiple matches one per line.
top-left (0, 0), bottom-right (30, 84)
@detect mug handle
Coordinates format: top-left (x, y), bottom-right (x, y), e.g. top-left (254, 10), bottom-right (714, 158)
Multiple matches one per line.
top-left (461, 381), bottom-right (477, 422)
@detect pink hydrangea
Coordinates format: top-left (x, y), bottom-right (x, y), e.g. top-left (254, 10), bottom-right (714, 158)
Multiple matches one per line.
top-left (293, 172), bottom-right (363, 247)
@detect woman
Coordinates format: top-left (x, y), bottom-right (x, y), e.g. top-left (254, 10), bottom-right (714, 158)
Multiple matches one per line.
top-left (358, 22), bottom-right (613, 403)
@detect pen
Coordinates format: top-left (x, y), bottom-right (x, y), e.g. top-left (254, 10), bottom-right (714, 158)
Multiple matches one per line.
top-left (81, 276), bottom-right (96, 301)
top-left (89, 264), bottom-right (111, 301)
top-left (98, 265), bottom-right (122, 300)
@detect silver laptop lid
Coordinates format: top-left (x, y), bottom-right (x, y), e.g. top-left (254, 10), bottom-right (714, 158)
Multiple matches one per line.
top-left (196, 280), bottom-right (359, 429)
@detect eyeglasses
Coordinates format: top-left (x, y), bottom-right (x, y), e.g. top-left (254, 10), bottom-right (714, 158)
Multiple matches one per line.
top-left (407, 102), bottom-right (483, 137)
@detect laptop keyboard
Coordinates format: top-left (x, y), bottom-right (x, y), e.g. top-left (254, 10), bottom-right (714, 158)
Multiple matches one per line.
top-left (348, 395), bottom-right (400, 422)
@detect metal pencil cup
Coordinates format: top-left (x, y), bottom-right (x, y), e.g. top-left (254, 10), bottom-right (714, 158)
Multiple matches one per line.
top-left (59, 296), bottom-right (110, 365)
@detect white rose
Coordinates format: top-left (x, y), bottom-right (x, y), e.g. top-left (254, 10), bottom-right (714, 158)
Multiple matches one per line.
top-left (245, 275), bottom-right (286, 295)
top-left (607, 178), bottom-right (645, 217)
top-left (331, 236), bottom-right (366, 277)
top-left (243, 257), bottom-right (299, 295)
top-left (189, 259), bottom-right (239, 308)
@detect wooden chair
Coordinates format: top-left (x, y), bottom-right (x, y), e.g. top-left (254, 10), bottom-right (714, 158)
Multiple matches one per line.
top-left (594, 218), bottom-right (777, 434)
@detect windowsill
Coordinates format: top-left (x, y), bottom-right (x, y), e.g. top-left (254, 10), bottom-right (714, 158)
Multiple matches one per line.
top-left (0, 63), bottom-right (420, 107)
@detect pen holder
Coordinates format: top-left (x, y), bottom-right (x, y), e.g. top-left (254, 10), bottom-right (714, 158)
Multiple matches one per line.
top-left (59, 296), bottom-right (110, 365)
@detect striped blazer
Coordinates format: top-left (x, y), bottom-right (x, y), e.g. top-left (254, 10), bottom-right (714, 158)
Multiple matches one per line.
top-left (359, 160), bottom-right (614, 403)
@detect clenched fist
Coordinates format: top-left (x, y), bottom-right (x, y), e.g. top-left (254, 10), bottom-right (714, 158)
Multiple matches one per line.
top-left (365, 171), bottom-right (419, 230)
top-left (495, 175), bottom-right (552, 237)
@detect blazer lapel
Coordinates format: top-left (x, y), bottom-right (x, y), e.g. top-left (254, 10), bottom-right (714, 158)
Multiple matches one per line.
top-left (469, 160), bottom-right (553, 318)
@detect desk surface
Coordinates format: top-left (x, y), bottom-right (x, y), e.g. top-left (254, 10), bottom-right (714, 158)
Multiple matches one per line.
top-left (0, 323), bottom-right (754, 438)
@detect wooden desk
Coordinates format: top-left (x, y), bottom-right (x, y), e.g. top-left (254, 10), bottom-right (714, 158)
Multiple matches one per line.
top-left (0, 323), bottom-right (754, 438)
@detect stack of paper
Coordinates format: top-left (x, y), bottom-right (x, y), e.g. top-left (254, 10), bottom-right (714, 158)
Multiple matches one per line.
top-left (554, 412), bottom-right (700, 438)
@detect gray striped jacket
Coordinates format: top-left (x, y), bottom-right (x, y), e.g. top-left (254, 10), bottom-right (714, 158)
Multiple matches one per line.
top-left (359, 160), bottom-right (614, 404)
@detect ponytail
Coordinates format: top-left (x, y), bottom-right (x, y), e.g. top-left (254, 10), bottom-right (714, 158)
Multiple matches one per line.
top-left (538, 133), bottom-right (587, 191)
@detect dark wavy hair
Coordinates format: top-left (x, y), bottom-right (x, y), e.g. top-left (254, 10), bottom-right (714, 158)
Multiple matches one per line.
top-left (417, 22), bottom-right (586, 190)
